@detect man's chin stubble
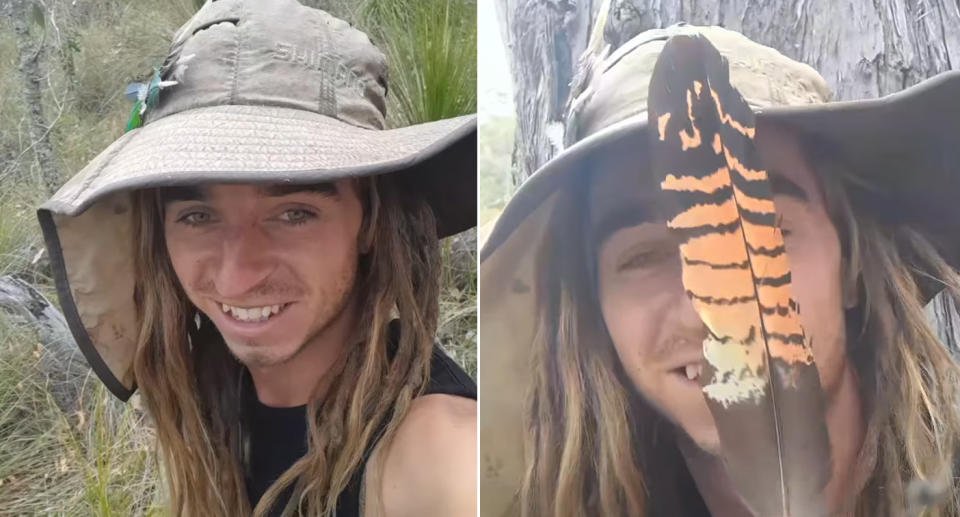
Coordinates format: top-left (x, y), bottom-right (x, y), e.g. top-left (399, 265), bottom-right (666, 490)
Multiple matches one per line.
top-left (216, 276), bottom-right (357, 370)
top-left (220, 308), bottom-right (345, 369)
top-left (224, 338), bottom-right (306, 368)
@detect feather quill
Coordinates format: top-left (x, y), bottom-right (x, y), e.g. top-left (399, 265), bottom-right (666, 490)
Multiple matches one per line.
top-left (647, 34), bottom-right (832, 516)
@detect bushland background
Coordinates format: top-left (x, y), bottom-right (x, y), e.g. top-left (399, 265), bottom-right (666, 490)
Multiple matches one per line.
top-left (0, 0), bottom-right (476, 513)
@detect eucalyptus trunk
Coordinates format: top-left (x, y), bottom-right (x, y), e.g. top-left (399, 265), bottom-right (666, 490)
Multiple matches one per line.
top-left (498, 0), bottom-right (960, 182)
top-left (7, 0), bottom-right (61, 194)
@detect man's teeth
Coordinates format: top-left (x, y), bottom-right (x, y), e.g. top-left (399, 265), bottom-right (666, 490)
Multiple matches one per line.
top-left (684, 363), bottom-right (704, 381)
top-left (221, 303), bottom-right (284, 322)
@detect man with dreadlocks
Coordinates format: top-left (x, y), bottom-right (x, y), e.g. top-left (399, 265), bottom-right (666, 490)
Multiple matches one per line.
top-left (480, 24), bottom-right (960, 517)
top-left (37, 1), bottom-right (476, 515)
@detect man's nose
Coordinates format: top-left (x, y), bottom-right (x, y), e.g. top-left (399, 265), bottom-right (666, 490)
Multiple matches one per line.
top-left (214, 224), bottom-right (274, 300)
top-left (671, 285), bottom-right (710, 343)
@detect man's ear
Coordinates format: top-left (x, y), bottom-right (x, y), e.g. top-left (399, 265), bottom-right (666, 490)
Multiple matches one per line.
top-left (358, 179), bottom-right (379, 254)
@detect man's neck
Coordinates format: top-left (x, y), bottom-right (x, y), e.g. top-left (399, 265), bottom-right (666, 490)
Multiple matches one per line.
top-left (248, 296), bottom-right (360, 408)
top-left (679, 360), bottom-right (865, 516)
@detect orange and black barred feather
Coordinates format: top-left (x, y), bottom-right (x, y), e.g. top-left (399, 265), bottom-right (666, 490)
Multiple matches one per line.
top-left (647, 35), bottom-right (831, 516)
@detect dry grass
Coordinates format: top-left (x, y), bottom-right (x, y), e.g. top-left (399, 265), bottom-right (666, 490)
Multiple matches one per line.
top-left (0, 319), bottom-right (163, 515)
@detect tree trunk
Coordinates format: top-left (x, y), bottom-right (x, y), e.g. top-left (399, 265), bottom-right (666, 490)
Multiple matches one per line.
top-left (498, 0), bottom-right (960, 181)
top-left (9, 0), bottom-right (62, 194)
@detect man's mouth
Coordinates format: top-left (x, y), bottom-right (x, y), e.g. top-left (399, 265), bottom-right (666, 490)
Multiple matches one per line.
top-left (220, 302), bottom-right (292, 323)
top-left (675, 363), bottom-right (704, 382)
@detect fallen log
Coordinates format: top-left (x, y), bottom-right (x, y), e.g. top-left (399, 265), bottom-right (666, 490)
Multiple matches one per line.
top-left (0, 274), bottom-right (90, 415)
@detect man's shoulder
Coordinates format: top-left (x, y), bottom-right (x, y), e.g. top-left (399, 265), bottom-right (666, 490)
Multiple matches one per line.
top-left (405, 392), bottom-right (476, 426)
top-left (388, 394), bottom-right (476, 471)
top-left (376, 394), bottom-right (477, 516)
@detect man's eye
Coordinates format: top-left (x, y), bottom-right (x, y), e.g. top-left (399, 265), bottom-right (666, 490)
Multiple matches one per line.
top-left (278, 209), bottom-right (317, 225)
top-left (618, 249), bottom-right (672, 271)
top-left (776, 215), bottom-right (793, 237)
top-left (177, 211), bottom-right (213, 226)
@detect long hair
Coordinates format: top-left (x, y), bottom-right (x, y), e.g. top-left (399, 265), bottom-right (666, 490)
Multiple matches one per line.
top-left (521, 138), bottom-right (960, 516)
top-left (130, 175), bottom-right (441, 516)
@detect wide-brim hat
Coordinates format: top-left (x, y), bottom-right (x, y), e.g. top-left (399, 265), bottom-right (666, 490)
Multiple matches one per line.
top-left (479, 24), bottom-right (960, 515)
top-left (37, 0), bottom-right (476, 401)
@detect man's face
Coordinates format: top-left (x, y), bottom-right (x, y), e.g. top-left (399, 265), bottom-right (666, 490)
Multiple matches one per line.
top-left (593, 123), bottom-right (852, 454)
top-left (162, 181), bottom-right (365, 368)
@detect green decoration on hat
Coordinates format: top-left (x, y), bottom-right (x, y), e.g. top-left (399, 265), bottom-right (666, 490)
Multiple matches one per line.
top-left (124, 56), bottom-right (193, 132)
top-left (125, 101), bottom-right (143, 132)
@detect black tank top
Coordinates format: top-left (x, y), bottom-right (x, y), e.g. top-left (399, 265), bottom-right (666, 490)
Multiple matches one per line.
top-left (244, 329), bottom-right (477, 516)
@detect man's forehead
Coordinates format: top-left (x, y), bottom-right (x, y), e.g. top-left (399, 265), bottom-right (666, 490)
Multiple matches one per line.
top-left (585, 130), bottom-right (817, 244)
top-left (159, 182), bottom-right (339, 203)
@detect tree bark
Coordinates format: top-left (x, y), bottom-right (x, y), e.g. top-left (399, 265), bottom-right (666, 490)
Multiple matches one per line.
top-left (499, 0), bottom-right (960, 181)
top-left (8, 0), bottom-right (62, 195)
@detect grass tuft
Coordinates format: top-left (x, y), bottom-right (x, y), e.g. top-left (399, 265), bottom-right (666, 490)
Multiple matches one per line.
top-left (0, 318), bottom-right (163, 515)
top-left (358, 0), bottom-right (477, 127)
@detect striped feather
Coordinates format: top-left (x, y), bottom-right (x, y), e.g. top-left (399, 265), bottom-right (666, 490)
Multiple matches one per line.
top-left (647, 34), bottom-right (831, 516)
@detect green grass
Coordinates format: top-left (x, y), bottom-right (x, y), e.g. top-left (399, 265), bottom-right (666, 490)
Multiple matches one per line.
top-left (0, 189), bottom-right (42, 277)
top-left (359, 0), bottom-right (477, 126)
top-left (438, 237), bottom-right (478, 378)
top-left (0, 318), bottom-right (163, 515)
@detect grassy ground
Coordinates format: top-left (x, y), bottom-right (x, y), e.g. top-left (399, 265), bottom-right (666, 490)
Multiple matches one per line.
top-left (0, 0), bottom-right (476, 513)
top-left (0, 318), bottom-right (164, 515)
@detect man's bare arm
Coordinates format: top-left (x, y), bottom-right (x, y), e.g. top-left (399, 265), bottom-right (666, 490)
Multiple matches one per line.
top-left (376, 393), bottom-right (477, 517)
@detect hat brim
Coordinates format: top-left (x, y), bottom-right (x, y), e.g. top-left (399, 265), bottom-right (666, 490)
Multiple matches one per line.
top-left (477, 71), bottom-right (960, 516)
top-left (38, 104), bottom-right (476, 401)
top-left (46, 104), bottom-right (477, 238)
top-left (482, 70), bottom-right (960, 264)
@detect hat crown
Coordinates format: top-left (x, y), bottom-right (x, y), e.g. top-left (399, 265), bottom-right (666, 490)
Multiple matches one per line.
top-left (566, 24), bottom-right (833, 143)
top-left (144, 0), bottom-right (388, 130)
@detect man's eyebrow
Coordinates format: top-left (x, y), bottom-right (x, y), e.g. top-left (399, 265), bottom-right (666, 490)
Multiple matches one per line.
top-left (159, 185), bottom-right (206, 204)
top-left (768, 170), bottom-right (808, 201)
top-left (591, 204), bottom-right (657, 249)
top-left (157, 183), bottom-right (339, 204)
top-left (590, 171), bottom-right (805, 246)
top-left (258, 182), bottom-right (338, 198)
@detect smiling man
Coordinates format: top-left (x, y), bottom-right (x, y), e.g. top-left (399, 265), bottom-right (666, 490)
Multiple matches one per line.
top-left (158, 182), bottom-right (363, 406)
top-left (480, 25), bottom-right (960, 516)
top-left (587, 122), bottom-right (864, 515)
top-left (38, 1), bottom-right (476, 516)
